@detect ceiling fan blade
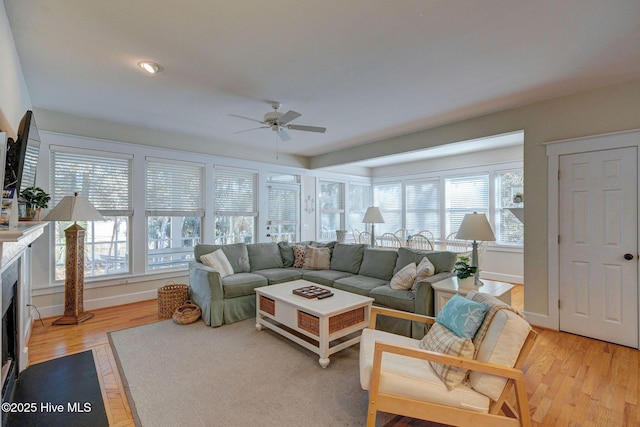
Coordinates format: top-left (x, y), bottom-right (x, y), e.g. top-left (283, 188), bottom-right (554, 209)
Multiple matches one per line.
top-left (229, 114), bottom-right (265, 124)
top-left (278, 110), bottom-right (301, 125)
top-left (234, 126), bottom-right (268, 134)
top-left (287, 124), bottom-right (326, 133)
top-left (277, 128), bottom-right (292, 141)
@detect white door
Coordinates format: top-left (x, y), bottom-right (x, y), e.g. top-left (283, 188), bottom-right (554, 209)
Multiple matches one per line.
top-left (559, 147), bottom-right (638, 348)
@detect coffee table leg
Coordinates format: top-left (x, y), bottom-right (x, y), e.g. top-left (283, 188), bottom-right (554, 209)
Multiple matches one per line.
top-left (319, 357), bottom-right (330, 368)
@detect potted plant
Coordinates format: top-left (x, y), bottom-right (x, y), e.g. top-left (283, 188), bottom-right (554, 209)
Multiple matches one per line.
top-left (453, 256), bottom-right (477, 289)
top-left (19, 186), bottom-right (51, 221)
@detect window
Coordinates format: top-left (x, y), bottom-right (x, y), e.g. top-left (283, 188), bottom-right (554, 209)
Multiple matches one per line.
top-left (213, 167), bottom-right (257, 244)
top-left (319, 180), bottom-right (344, 240)
top-left (444, 174), bottom-right (489, 236)
top-left (267, 183), bottom-right (300, 243)
top-left (373, 182), bottom-right (402, 234)
top-left (50, 147), bottom-right (133, 280)
top-left (347, 183), bottom-right (371, 233)
top-left (145, 158), bottom-right (204, 271)
top-left (405, 178), bottom-right (440, 239)
top-left (495, 169), bottom-right (524, 245)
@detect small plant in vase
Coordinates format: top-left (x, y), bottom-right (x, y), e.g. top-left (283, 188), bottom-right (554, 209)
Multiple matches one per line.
top-left (454, 256), bottom-right (477, 289)
top-left (19, 186), bottom-right (51, 221)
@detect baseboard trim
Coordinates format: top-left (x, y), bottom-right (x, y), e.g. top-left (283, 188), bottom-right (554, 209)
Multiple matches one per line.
top-left (34, 289), bottom-right (158, 319)
top-left (480, 271), bottom-right (523, 285)
top-left (523, 311), bottom-right (556, 330)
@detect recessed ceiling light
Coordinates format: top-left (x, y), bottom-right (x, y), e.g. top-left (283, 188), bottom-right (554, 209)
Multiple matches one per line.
top-left (138, 61), bottom-right (162, 74)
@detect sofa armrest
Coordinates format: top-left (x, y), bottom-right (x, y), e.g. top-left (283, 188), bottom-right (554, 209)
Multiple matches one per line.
top-left (188, 261), bottom-right (224, 301)
top-left (414, 271), bottom-right (453, 316)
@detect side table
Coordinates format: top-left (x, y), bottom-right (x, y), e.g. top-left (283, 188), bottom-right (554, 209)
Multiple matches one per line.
top-left (432, 277), bottom-right (514, 315)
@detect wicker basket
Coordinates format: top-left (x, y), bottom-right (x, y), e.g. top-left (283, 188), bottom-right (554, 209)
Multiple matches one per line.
top-left (172, 300), bottom-right (201, 325)
top-left (157, 283), bottom-right (189, 318)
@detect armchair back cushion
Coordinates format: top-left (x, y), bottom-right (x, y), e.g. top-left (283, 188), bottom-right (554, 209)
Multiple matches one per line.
top-left (466, 291), bottom-right (531, 401)
top-left (195, 243), bottom-right (250, 273)
top-left (247, 243), bottom-right (284, 271)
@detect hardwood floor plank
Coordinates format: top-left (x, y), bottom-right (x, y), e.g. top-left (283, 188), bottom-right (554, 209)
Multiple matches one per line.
top-left (25, 285), bottom-right (640, 426)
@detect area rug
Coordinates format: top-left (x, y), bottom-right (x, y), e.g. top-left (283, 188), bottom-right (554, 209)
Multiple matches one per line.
top-left (109, 318), bottom-right (396, 427)
top-left (6, 350), bottom-right (108, 427)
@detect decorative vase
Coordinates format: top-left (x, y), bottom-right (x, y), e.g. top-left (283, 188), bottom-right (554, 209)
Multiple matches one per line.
top-left (457, 276), bottom-right (475, 289)
top-left (335, 230), bottom-right (347, 243)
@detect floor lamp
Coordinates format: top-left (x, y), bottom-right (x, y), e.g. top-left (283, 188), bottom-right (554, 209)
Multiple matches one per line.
top-left (362, 206), bottom-right (385, 247)
top-left (44, 193), bottom-right (104, 325)
top-left (455, 212), bottom-right (496, 287)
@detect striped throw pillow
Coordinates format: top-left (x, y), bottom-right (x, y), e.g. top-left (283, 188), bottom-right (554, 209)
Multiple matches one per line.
top-left (303, 246), bottom-right (331, 270)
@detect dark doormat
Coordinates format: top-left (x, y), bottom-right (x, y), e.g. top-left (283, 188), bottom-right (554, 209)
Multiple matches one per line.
top-left (6, 350), bottom-right (108, 427)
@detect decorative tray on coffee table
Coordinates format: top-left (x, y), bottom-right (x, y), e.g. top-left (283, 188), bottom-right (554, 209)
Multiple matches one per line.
top-left (292, 285), bottom-right (332, 299)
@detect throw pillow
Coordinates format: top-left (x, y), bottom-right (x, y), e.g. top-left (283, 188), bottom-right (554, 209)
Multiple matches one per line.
top-left (303, 246), bottom-right (331, 270)
top-left (200, 249), bottom-right (234, 278)
top-left (435, 294), bottom-right (489, 339)
top-left (419, 322), bottom-right (475, 390)
top-left (292, 245), bottom-right (306, 268)
top-left (390, 262), bottom-right (417, 290)
top-left (413, 256), bottom-right (435, 290)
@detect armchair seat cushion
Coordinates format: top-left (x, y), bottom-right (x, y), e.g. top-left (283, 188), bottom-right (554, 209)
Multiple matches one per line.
top-left (221, 273), bottom-right (268, 298)
top-left (359, 328), bottom-right (490, 413)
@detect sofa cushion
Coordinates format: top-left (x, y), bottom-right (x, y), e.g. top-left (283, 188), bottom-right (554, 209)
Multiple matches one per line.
top-left (390, 262), bottom-right (417, 290)
top-left (303, 246), bottom-right (331, 270)
top-left (413, 256), bottom-right (435, 290)
top-left (247, 243), bottom-right (284, 271)
top-left (199, 249), bottom-right (234, 277)
top-left (292, 245), bottom-right (306, 268)
top-left (419, 322), bottom-right (475, 390)
top-left (330, 243), bottom-right (365, 274)
top-left (394, 247), bottom-right (456, 276)
top-left (253, 268), bottom-right (303, 284)
top-left (278, 242), bottom-right (295, 267)
top-left (195, 243), bottom-right (250, 273)
top-left (302, 269), bottom-right (352, 287)
top-left (369, 285), bottom-right (415, 312)
top-left (334, 275), bottom-right (388, 297)
top-left (358, 249), bottom-right (398, 281)
top-left (221, 273), bottom-right (268, 298)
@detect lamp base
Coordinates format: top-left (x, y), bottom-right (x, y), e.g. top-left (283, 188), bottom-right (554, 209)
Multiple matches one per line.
top-left (52, 312), bottom-right (94, 326)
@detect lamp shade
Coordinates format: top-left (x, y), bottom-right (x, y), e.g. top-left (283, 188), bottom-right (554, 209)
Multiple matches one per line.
top-left (43, 193), bottom-right (104, 222)
top-left (362, 206), bottom-right (385, 224)
top-left (455, 212), bottom-right (496, 241)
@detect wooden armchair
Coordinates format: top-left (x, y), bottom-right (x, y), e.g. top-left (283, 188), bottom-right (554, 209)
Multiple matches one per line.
top-left (360, 296), bottom-right (537, 427)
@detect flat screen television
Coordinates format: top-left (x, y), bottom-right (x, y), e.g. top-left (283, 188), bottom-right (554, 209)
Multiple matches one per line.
top-left (4, 110), bottom-right (40, 194)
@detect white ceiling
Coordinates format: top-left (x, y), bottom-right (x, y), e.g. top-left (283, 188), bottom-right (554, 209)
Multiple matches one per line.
top-left (5, 1), bottom-right (640, 164)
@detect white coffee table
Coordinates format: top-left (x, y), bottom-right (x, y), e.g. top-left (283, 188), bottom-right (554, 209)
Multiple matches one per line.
top-left (255, 280), bottom-right (374, 368)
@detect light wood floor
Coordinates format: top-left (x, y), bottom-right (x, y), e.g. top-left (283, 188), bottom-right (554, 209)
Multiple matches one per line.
top-left (26, 285), bottom-right (640, 426)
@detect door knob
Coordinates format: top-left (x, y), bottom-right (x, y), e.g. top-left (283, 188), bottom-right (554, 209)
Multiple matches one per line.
top-left (624, 253), bottom-right (634, 260)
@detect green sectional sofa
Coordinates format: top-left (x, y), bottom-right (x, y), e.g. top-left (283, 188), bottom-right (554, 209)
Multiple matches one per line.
top-left (188, 241), bottom-right (456, 338)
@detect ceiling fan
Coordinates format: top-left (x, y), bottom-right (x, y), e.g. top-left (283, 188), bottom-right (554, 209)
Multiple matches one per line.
top-left (230, 102), bottom-right (326, 141)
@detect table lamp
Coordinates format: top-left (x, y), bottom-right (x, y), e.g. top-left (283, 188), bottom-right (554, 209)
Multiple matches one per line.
top-left (362, 206), bottom-right (385, 247)
top-left (455, 212), bottom-right (496, 287)
top-left (44, 192), bottom-right (104, 325)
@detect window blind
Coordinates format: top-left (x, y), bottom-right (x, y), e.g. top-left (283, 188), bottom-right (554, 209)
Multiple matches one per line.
top-left (347, 183), bottom-right (371, 230)
top-left (373, 182), bottom-right (402, 234)
top-left (50, 147), bottom-right (133, 216)
top-left (146, 158), bottom-right (204, 216)
top-left (445, 174), bottom-right (489, 235)
top-left (213, 167), bottom-right (258, 216)
top-left (405, 178), bottom-right (440, 238)
top-left (268, 185), bottom-right (299, 222)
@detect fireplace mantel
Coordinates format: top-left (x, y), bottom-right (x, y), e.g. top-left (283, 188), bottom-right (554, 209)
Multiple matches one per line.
top-left (0, 222), bottom-right (48, 270)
